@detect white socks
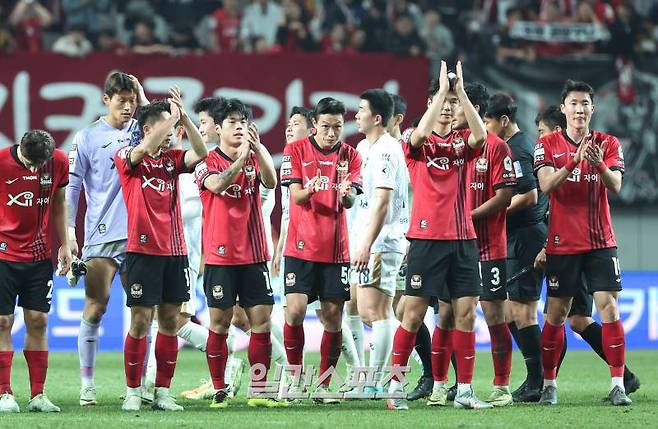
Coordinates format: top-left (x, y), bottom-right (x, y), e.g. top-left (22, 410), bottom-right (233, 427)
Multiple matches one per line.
top-left (176, 320), bottom-right (209, 352)
top-left (611, 376), bottom-right (624, 391)
top-left (78, 318), bottom-right (100, 389)
top-left (369, 318), bottom-right (396, 385)
top-left (340, 320), bottom-right (360, 367)
top-left (345, 315), bottom-right (365, 366)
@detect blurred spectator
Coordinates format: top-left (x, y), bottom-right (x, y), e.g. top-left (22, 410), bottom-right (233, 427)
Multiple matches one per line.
top-left (346, 28), bottom-right (366, 54)
top-left (241, 0), bottom-right (282, 52)
top-left (321, 0), bottom-right (366, 32)
top-left (155, 0), bottom-right (216, 29)
top-left (9, 0), bottom-right (53, 53)
top-left (96, 28), bottom-right (127, 54)
top-left (130, 18), bottom-right (171, 54)
top-left (360, 0), bottom-right (388, 52)
top-left (388, 0), bottom-right (425, 33)
top-left (388, 13), bottom-right (426, 57)
top-left (0, 24), bottom-right (17, 55)
top-left (62, 0), bottom-right (114, 39)
top-left (421, 10), bottom-right (455, 75)
top-left (169, 22), bottom-right (202, 54)
top-left (321, 23), bottom-right (348, 54)
top-left (209, 0), bottom-right (242, 53)
top-left (494, 7), bottom-right (536, 64)
top-left (52, 24), bottom-right (93, 56)
top-left (608, 2), bottom-right (642, 59)
top-left (276, 1), bottom-right (316, 52)
top-left (534, 0), bottom-right (587, 57)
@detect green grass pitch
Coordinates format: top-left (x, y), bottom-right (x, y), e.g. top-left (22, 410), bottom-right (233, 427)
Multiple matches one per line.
top-left (1, 349), bottom-right (655, 428)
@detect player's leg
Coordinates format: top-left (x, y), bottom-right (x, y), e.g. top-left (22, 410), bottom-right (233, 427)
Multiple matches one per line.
top-left (78, 255), bottom-right (118, 404)
top-left (177, 267), bottom-right (208, 352)
top-left (426, 300), bottom-right (453, 406)
top-left (0, 260), bottom-right (19, 412)
top-left (345, 281), bottom-right (365, 367)
top-left (283, 257), bottom-right (315, 376)
top-left (479, 259), bottom-right (513, 406)
top-left (587, 249), bottom-right (632, 406)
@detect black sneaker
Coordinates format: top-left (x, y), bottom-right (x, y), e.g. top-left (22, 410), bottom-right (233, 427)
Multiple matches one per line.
top-left (406, 376), bottom-right (432, 401)
top-left (512, 382), bottom-right (542, 403)
top-left (446, 384), bottom-right (457, 402)
top-left (624, 372), bottom-right (641, 395)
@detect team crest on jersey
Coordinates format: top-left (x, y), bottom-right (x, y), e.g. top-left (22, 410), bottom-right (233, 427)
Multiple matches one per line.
top-left (212, 285), bottom-right (224, 300)
top-left (98, 224), bottom-right (106, 235)
top-left (337, 160), bottom-right (348, 174)
top-left (297, 240), bottom-right (305, 250)
top-left (140, 234), bottom-right (148, 244)
top-left (548, 276), bottom-right (559, 290)
top-left (553, 235), bottom-right (560, 246)
top-left (420, 219), bottom-right (428, 229)
top-left (244, 164), bottom-right (256, 181)
top-left (285, 273), bottom-right (296, 287)
top-left (164, 159), bottom-right (175, 174)
top-left (0, 242), bottom-right (6, 251)
top-left (131, 283), bottom-right (143, 299)
top-left (410, 274), bottom-right (422, 289)
top-left (40, 174), bottom-right (52, 186)
top-left (475, 158), bottom-right (488, 173)
top-left (218, 245), bottom-right (226, 256)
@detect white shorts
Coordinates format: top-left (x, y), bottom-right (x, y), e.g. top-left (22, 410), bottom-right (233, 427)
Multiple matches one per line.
top-left (81, 239), bottom-right (127, 272)
top-left (355, 252), bottom-right (404, 298)
top-left (180, 266), bottom-right (199, 316)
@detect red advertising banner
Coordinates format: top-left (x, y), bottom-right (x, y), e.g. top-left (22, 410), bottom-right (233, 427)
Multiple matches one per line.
top-left (0, 53), bottom-right (429, 154)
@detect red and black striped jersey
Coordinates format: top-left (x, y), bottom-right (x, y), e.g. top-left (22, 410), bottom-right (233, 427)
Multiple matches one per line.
top-left (195, 147), bottom-right (270, 265)
top-left (534, 130), bottom-right (624, 255)
top-left (115, 147), bottom-right (189, 256)
top-left (280, 137), bottom-right (362, 264)
top-left (468, 133), bottom-right (517, 261)
top-left (403, 128), bottom-right (479, 241)
top-left (0, 146), bottom-right (68, 262)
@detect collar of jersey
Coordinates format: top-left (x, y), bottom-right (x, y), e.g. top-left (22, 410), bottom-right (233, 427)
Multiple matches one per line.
top-left (310, 136), bottom-right (341, 155)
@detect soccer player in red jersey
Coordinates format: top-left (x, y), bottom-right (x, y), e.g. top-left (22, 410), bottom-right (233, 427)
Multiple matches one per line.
top-left (0, 130), bottom-right (71, 413)
top-left (534, 80), bottom-right (632, 406)
top-left (280, 97), bottom-right (362, 402)
top-left (194, 99), bottom-right (282, 409)
top-left (429, 83), bottom-right (516, 408)
top-left (114, 89), bottom-right (208, 412)
top-left (386, 61), bottom-right (489, 411)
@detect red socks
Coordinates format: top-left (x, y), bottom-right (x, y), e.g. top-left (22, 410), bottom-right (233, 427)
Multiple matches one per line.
top-left (284, 323), bottom-right (305, 367)
top-left (454, 330), bottom-right (475, 384)
top-left (248, 332), bottom-right (271, 384)
top-left (24, 350), bottom-right (48, 397)
top-left (319, 330), bottom-right (342, 386)
top-left (0, 351), bottom-right (12, 394)
top-left (541, 322), bottom-right (565, 380)
top-left (431, 327), bottom-right (453, 382)
top-left (206, 330), bottom-right (228, 390)
top-left (124, 335), bottom-right (146, 388)
top-left (489, 323), bottom-right (512, 386)
top-left (602, 320), bottom-right (626, 378)
top-left (391, 326), bottom-right (416, 381)
top-left (155, 332), bottom-right (179, 388)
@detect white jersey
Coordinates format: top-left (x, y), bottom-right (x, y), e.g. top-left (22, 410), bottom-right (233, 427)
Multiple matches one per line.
top-left (352, 134), bottom-right (409, 254)
top-left (179, 173), bottom-right (202, 274)
top-left (261, 186), bottom-right (275, 259)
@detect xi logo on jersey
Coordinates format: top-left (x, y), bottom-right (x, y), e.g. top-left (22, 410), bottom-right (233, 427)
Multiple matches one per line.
top-left (426, 156), bottom-right (450, 170)
top-left (7, 191), bottom-right (34, 207)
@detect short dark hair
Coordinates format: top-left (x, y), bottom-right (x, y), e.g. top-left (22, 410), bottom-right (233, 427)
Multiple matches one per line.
top-left (464, 82), bottom-right (489, 119)
top-left (290, 106), bottom-right (313, 128)
top-left (360, 89), bottom-right (394, 126)
top-left (137, 100), bottom-right (171, 137)
top-left (193, 96), bottom-right (227, 115)
top-left (210, 98), bottom-right (253, 125)
top-left (313, 97), bottom-right (346, 119)
top-left (560, 79), bottom-right (594, 104)
top-left (535, 105), bottom-right (566, 129)
top-left (485, 93), bottom-right (517, 123)
top-left (103, 71), bottom-right (137, 98)
top-left (20, 130), bottom-right (55, 165)
top-left (391, 94), bottom-right (407, 116)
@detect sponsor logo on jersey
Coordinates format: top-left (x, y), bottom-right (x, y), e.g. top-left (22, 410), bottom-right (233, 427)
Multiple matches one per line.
top-left (139, 234), bottom-right (148, 244)
top-left (426, 156), bottom-right (450, 170)
top-left (98, 224), bottom-right (106, 235)
top-left (297, 240), bottom-right (305, 250)
top-left (40, 174), bottom-right (52, 186)
top-left (22, 175), bottom-right (37, 181)
top-left (553, 235), bottom-right (560, 246)
top-left (475, 158), bottom-right (488, 173)
top-left (5, 178), bottom-right (18, 185)
top-left (7, 191), bottom-right (34, 207)
top-left (513, 160), bottom-right (524, 178)
top-left (337, 160), bottom-right (348, 173)
top-left (534, 145), bottom-right (545, 162)
top-left (0, 242), bottom-right (6, 251)
top-left (131, 283), bottom-right (143, 299)
top-left (164, 159), bottom-right (175, 174)
top-left (244, 164), bottom-right (256, 181)
top-left (503, 156), bottom-right (513, 172)
top-left (285, 273), bottom-right (296, 287)
top-left (410, 274), bottom-right (422, 289)
top-left (420, 219), bottom-right (428, 229)
top-left (212, 284), bottom-right (224, 300)
top-left (218, 245), bottom-right (226, 256)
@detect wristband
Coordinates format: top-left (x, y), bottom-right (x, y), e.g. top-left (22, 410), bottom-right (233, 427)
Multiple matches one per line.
top-left (564, 156), bottom-right (578, 172)
top-left (595, 162), bottom-right (608, 174)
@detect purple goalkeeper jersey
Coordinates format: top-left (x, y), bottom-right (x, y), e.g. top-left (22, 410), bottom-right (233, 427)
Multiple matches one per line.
top-left (66, 117), bottom-right (140, 246)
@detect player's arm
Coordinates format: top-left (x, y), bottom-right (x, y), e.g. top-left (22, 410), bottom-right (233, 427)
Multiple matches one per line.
top-left (471, 187), bottom-right (513, 220)
top-left (290, 182), bottom-right (315, 205)
top-left (352, 187), bottom-right (391, 272)
top-left (248, 124), bottom-right (277, 189)
top-left (128, 74), bottom-right (149, 107)
top-left (584, 142), bottom-right (622, 194)
top-left (65, 132), bottom-right (90, 256)
top-left (410, 60), bottom-right (449, 148)
top-left (53, 187), bottom-right (72, 275)
top-left (455, 62), bottom-right (486, 150)
top-left (129, 101), bottom-right (181, 167)
top-left (271, 217), bottom-right (287, 277)
top-left (202, 140), bottom-right (250, 194)
top-left (507, 189), bottom-right (537, 214)
top-left (537, 138), bottom-right (587, 194)
top-left (164, 86), bottom-right (207, 168)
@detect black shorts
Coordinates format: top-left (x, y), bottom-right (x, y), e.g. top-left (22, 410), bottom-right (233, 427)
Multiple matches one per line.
top-left (479, 259), bottom-right (507, 302)
top-left (0, 259), bottom-right (53, 315)
top-left (507, 222), bottom-right (547, 302)
top-left (546, 248), bottom-right (622, 299)
top-left (283, 257), bottom-right (350, 304)
top-left (542, 279), bottom-right (594, 317)
top-left (125, 253), bottom-right (190, 307)
top-left (406, 239), bottom-right (481, 301)
top-left (204, 263), bottom-right (274, 309)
